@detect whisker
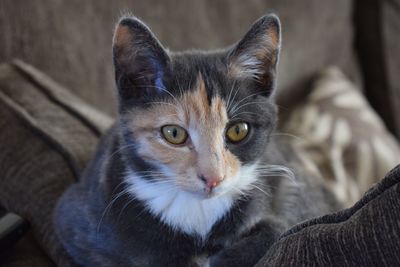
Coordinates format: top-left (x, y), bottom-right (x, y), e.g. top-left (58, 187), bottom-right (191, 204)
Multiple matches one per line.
top-left (231, 187), bottom-right (250, 200)
top-left (255, 164), bottom-right (297, 185)
top-left (229, 91), bottom-right (264, 114)
top-left (97, 173), bottom-right (175, 233)
top-left (226, 79), bottom-right (238, 112)
top-left (270, 132), bottom-right (304, 142)
top-left (249, 184), bottom-right (271, 197)
top-left (227, 82), bottom-right (242, 112)
top-left (230, 101), bottom-right (267, 115)
top-left (230, 111), bottom-right (259, 119)
top-left (116, 195), bottom-right (139, 221)
top-left (115, 179), bottom-right (177, 221)
top-left (97, 188), bottom-right (131, 233)
top-left (146, 101), bottom-right (177, 108)
top-left (105, 144), bottom-right (137, 162)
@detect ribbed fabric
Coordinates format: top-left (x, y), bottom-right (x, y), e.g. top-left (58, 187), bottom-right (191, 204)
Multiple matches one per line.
top-left (0, 61), bottom-right (112, 267)
top-left (257, 165), bottom-right (400, 267)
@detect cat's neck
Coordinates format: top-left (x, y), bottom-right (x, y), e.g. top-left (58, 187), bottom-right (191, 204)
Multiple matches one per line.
top-left (125, 170), bottom-right (235, 240)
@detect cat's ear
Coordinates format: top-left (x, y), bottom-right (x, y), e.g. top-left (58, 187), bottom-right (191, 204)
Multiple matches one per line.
top-left (227, 14), bottom-right (281, 96)
top-left (113, 16), bottom-right (169, 101)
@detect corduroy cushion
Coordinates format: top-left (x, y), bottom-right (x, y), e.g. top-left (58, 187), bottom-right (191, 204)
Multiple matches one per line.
top-left (0, 60), bottom-right (113, 267)
top-left (256, 164), bottom-right (400, 266)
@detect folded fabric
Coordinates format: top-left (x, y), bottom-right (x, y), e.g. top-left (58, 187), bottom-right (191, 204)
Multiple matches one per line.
top-left (283, 67), bottom-right (400, 206)
top-left (0, 60), bottom-right (112, 267)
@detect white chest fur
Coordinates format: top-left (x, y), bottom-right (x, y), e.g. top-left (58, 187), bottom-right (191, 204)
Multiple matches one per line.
top-left (125, 172), bottom-right (234, 240)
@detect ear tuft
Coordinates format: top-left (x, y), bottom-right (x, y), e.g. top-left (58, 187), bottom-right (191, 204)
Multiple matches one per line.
top-left (227, 14), bottom-right (281, 84)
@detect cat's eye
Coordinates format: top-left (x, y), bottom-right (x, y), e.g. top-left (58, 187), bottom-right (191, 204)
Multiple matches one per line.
top-left (161, 125), bottom-right (188, 145)
top-left (226, 122), bottom-right (249, 143)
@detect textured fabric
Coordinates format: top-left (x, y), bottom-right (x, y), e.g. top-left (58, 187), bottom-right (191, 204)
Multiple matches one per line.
top-left (256, 164), bottom-right (400, 266)
top-left (0, 61), bottom-right (112, 267)
top-left (0, 0), bottom-right (358, 115)
top-left (283, 67), bottom-right (400, 206)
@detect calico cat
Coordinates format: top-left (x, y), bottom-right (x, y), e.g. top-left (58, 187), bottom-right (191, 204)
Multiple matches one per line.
top-left (54, 14), bottom-right (338, 267)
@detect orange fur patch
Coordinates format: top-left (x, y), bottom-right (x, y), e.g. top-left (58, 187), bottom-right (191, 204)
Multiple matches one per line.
top-left (267, 26), bottom-right (279, 48)
top-left (113, 25), bottom-right (132, 49)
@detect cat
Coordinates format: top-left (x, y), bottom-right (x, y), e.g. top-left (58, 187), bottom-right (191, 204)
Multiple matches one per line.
top-left (54, 14), bottom-right (338, 267)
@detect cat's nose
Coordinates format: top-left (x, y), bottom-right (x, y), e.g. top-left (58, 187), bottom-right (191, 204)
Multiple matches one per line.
top-left (199, 175), bottom-right (224, 191)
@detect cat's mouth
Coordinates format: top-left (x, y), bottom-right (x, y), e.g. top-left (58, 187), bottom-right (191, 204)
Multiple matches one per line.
top-left (189, 190), bottom-right (225, 200)
top-left (178, 183), bottom-right (228, 200)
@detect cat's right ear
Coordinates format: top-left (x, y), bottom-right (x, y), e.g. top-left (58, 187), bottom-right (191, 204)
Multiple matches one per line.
top-left (113, 16), bottom-right (169, 102)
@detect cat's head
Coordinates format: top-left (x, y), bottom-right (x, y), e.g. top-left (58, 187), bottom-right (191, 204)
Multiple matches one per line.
top-left (113, 14), bottom-right (281, 199)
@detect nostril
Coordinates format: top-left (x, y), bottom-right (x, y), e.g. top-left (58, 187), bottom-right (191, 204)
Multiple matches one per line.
top-left (198, 175), bottom-right (207, 183)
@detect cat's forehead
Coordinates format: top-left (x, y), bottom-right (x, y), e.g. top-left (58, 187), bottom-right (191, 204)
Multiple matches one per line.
top-left (180, 73), bottom-right (228, 127)
top-left (130, 73), bottom-right (228, 131)
top-left (167, 52), bottom-right (229, 98)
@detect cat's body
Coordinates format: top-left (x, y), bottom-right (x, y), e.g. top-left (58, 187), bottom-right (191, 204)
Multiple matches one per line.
top-left (55, 15), bottom-right (338, 267)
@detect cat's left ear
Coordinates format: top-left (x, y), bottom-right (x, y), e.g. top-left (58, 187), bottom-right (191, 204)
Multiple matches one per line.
top-left (113, 16), bottom-right (170, 101)
top-left (227, 14), bottom-right (281, 96)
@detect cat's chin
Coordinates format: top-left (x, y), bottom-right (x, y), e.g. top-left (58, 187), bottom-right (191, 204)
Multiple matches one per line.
top-left (181, 188), bottom-right (228, 200)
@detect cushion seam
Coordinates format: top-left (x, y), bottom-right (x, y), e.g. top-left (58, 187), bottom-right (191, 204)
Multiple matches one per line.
top-left (0, 91), bottom-right (80, 180)
top-left (12, 60), bottom-right (105, 137)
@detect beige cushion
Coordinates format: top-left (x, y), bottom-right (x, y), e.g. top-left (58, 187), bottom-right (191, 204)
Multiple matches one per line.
top-left (282, 67), bottom-right (400, 206)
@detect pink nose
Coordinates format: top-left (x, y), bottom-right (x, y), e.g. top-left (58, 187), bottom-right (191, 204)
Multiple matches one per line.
top-left (199, 175), bottom-right (224, 191)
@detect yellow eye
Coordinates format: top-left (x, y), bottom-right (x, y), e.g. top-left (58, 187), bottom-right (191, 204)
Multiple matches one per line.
top-left (226, 122), bottom-right (249, 143)
top-left (161, 125), bottom-right (188, 145)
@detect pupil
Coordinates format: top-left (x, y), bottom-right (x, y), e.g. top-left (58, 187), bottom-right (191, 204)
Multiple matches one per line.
top-left (172, 128), bottom-right (178, 138)
top-left (235, 125), bottom-right (240, 135)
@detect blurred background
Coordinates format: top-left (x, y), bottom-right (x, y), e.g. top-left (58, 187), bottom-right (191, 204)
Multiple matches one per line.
top-left (0, 0), bottom-right (399, 138)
